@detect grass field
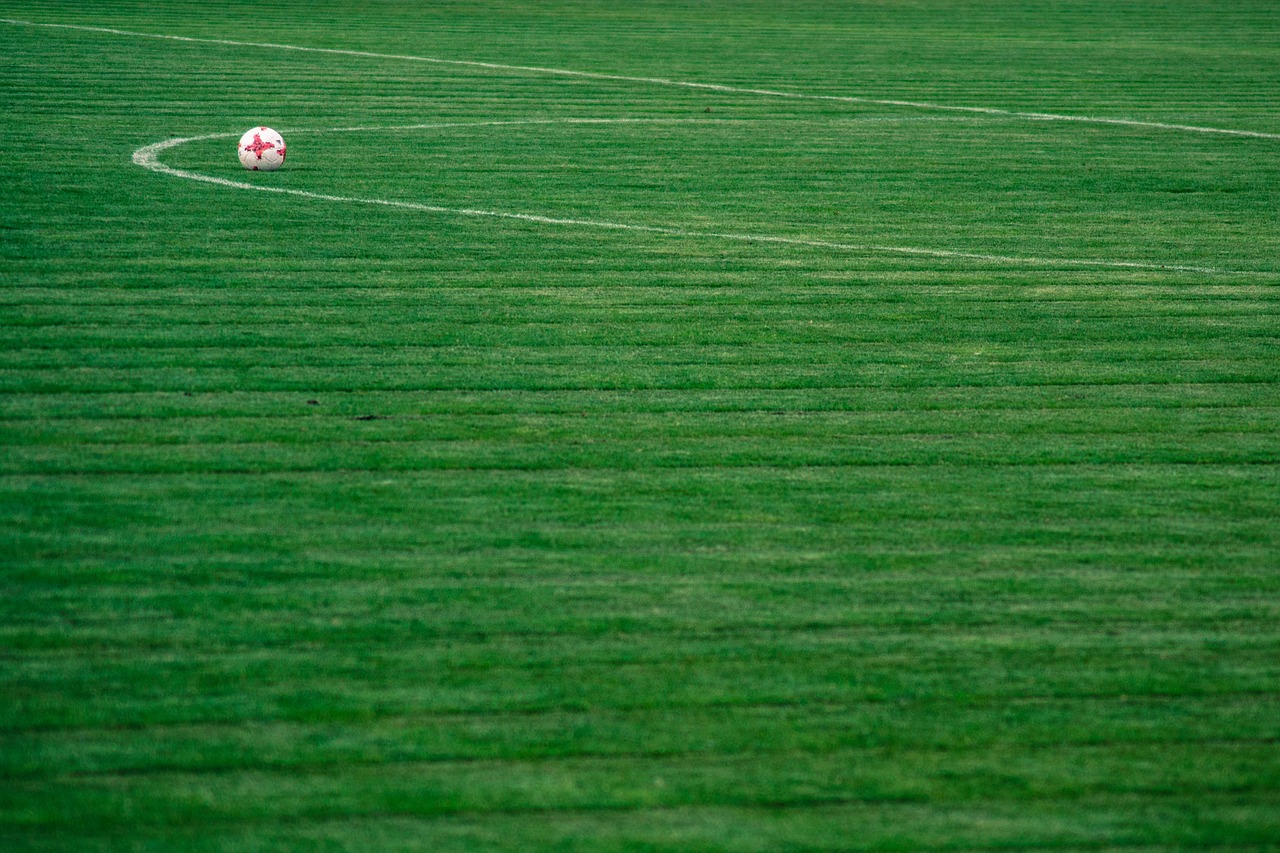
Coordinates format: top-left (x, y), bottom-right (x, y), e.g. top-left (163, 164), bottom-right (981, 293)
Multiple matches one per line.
top-left (2, 1), bottom-right (1279, 850)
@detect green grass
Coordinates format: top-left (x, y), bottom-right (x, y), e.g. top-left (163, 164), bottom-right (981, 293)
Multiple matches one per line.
top-left (2, 0), bottom-right (1279, 849)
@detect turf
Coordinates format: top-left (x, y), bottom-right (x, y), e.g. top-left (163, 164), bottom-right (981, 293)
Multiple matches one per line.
top-left (1, 0), bottom-right (1279, 850)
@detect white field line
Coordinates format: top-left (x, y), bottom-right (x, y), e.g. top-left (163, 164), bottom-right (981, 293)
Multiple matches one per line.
top-left (7, 16), bottom-right (1280, 141)
top-left (133, 123), bottom-right (1229, 275)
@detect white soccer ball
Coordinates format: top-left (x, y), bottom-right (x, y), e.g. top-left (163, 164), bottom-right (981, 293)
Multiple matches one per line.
top-left (237, 126), bottom-right (286, 171)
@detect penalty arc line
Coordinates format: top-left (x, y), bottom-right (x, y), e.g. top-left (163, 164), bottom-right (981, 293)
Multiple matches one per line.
top-left (6, 16), bottom-right (1280, 141)
top-left (133, 124), bottom-right (1233, 275)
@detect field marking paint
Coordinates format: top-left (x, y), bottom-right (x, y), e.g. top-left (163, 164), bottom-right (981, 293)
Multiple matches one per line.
top-left (134, 122), bottom-right (1231, 275)
top-left (7, 16), bottom-right (1280, 141)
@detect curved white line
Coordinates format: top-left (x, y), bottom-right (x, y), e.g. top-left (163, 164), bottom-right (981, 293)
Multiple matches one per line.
top-left (7, 16), bottom-right (1280, 141)
top-left (133, 121), bottom-right (1233, 275)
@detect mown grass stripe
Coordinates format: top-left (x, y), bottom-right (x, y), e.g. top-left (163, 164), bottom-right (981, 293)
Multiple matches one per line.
top-left (8, 16), bottom-right (1280, 140)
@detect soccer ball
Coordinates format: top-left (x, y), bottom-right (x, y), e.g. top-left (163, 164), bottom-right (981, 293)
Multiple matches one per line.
top-left (237, 126), bottom-right (286, 171)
